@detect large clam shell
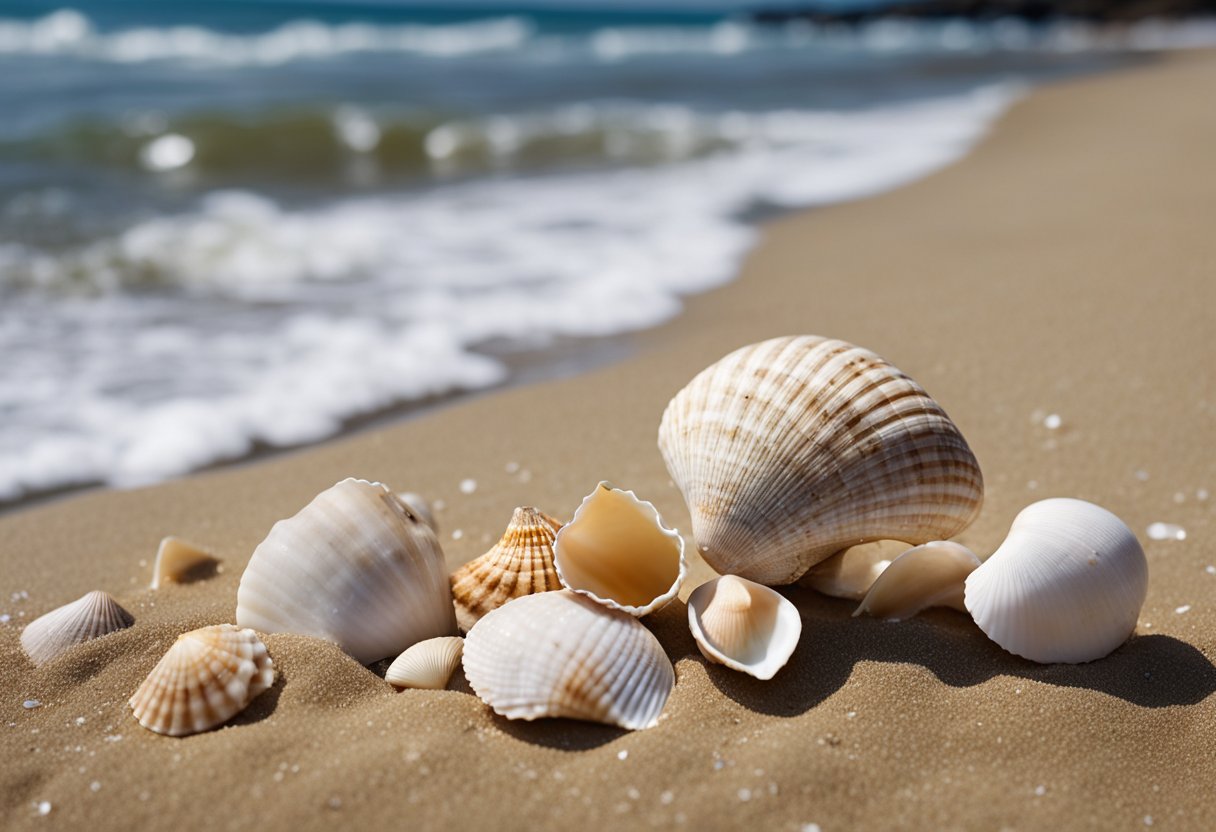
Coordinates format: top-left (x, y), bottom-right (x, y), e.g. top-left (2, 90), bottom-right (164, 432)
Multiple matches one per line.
top-left (129, 624), bottom-right (274, 737)
top-left (386, 636), bottom-right (464, 690)
top-left (964, 498), bottom-right (1148, 664)
top-left (853, 541), bottom-right (980, 621)
top-left (462, 590), bottom-right (674, 730)
top-left (687, 575), bottom-right (801, 680)
top-left (21, 590), bottom-right (134, 667)
top-left (450, 506), bottom-right (563, 632)
top-left (236, 478), bottom-right (456, 664)
top-left (658, 336), bottom-right (984, 585)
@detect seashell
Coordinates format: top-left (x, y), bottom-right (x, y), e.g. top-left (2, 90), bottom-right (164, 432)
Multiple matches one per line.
top-left (658, 335), bottom-right (984, 585)
top-left (450, 506), bottom-right (563, 632)
top-left (396, 492), bottom-right (437, 533)
top-left (236, 478), bottom-right (456, 664)
top-left (553, 482), bottom-right (686, 617)
top-left (687, 575), bottom-right (801, 680)
top-left (798, 540), bottom-right (910, 600)
top-left (463, 590), bottom-right (673, 730)
top-left (853, 541), bottom-right (980, 621)
top-left (386, 636), bottom-right (464, 690)
top-left (21, 591), bottom-right (134, 667)
top-left (964, 498), bottom-right (1148, 664)
top-left (150, 536), bottom-right (219, 589)
top-left (129, 624), bottom-right (274, 737)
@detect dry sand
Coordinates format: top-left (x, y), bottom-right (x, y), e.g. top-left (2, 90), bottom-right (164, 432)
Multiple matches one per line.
top-left (3, 50), bottom-right (1215, 831)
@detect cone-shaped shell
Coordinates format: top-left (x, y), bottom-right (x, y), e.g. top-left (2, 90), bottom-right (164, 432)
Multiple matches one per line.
top-left (553, 483), bottom-right (686, 617)
top-left (799, 540), bottom-right (910, 600)
top-left (964, 499), bottom-right (1148, 664)
top-left (396, 492), bottom-right (437, 533)
top-left (658, 336), bottom-right (984, 585)
top-left (129, 624), bottom-right (274, 737)
top-left (21, 591), bottom-right (134, 667)
top-left (151, 537), bottom-right (219, 589)
top-left (854, 541), bottom-right (980, 620)
top-left (386, 636), bottom-right (464, 690)
top-left (236, 478), bottom-right (456, 664)
top-left (687, 575), bottom-right (801, 680)
top-left (463, 590), bottom-right (673, 730)
top-left (450, 507), bottom-right (563, 632)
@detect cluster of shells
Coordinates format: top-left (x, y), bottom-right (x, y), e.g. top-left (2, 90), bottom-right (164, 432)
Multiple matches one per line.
top-left (18, 335), bottom-right (1149, 735)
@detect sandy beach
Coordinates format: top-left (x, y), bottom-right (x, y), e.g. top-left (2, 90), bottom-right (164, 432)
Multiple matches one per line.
top-left (4, 48), bottom-right (1215, 831)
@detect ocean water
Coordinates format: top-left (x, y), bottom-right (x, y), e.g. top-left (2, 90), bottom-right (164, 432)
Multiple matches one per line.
top-left (2, 3), bottom-right (1211, 502)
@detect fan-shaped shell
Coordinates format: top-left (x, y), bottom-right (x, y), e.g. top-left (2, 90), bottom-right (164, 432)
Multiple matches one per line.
top-left (236, 478), bottom-right (456, 664)
top-left (964, 499), bottom-right (1147, 664)
top-left (21, 591), bottom-right (134, 667)
top-left (450, 507), bottom-right (563, 632)
top-left (386, 636), bottom-right (464, 690)
top-left (462, 590), bottom-right (674, 730)
top-left (553, 482), bottom-right (686, 617)
top-left (129, 624), bottom-right (274, 737)
top-left (687, 575), bottom-right (801, 680)
top-left (658, 336), bottom-right (984, 585)
top-left (854, 541), bottom-right (980, 620)
top-left (151, 536), bottom-right (219, 589)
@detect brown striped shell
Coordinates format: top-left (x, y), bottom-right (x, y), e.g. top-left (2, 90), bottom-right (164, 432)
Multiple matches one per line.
top-left (658, 336), bottom-right (984, 585)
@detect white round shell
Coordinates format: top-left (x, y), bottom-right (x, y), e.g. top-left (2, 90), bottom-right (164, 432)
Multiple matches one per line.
top-left (687, 575), bottom-right (802, 680)
top-left (386, 636), bottom-right (464, 690)
top-left (21, 590), bottom-right (134, 667)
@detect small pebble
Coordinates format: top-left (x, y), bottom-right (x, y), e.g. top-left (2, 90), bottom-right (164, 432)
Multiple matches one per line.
top-left (1144, 816), bottom-right (1153, 827)
top-left (90, 781), bottom-right (101, 792)
top-left (1205, 565), bottom-right (1215, 576)
top-left (74, 717), bottom-right (85, 726)
top-left (1135, 470), bottom-right (1150, 482)
top-left (737, 788), bottom-right (751, 802)
top-left (1173, 492), bottom-right (1187, 504)
top-left (505, 462), bottom-right (520, 474)
top-left (35, 801), bottom-right (51, 816)
top-left (1043, 413), bottom-right (1062, 430)
top-left (23, 699), bottom-right (41, 710)
top-left (1175, 605), bottom-right (1191, 615)
top-left (1147, 522), bottom-right (1186, 541)
top-left (1035, 785), bottom-right (1046, 796)
top-left (0, 614), bottom-right (9, 623)
top-left (459, 479), bottom-right (477, 495)
top-left (660, 790), bottom-right (674, 805)
top-left (1198, 488), bottom-right (1210, 501)
top-left (451, 529), bottom-right (464, 541)
top-left (802, 825), bottom-right (823, 832)
top-left (617, 750), bottom-right (628, 761)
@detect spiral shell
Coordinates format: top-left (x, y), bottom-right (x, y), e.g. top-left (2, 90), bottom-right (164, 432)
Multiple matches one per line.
top-left (386, 636), bottom-right (464, 690)
top-left (20, 591), bottom-right (134, 667)
top-left (687, 575), bottom-right (801, 680)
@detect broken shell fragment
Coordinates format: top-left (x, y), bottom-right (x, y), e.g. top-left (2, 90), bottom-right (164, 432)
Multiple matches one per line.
top-left (450, 507), bottom-right (563, 632)
top-left (386, 636), bottom-right (464, 690)
top-left (20, 590), bottom-right (134, 667)
top-left (798, 540), bottom-right (911, 600)
top-left (396, 492), bottom-right (437, 533)
top-left (553, 482), bottom-right (686, 617)
top-left (687, 575), bottom-right (801, 680)
top-left (129, 624), bottom-right (274, 737)
top-left (462, 590), bottom-right (673, 730)
top-left (853, 541), bottom-right (981, 621)
top-left (150, 537), bottom-right (219, 589)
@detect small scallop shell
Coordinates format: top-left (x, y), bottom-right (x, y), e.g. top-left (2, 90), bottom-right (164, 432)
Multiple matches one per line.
top-left (236, 478), bottom-right (456, 665)
top-left (150, 536), bottom-right (219, 589)
top-left (659, 336), bottom-right (984, 585)
top-left (450, 507), bottom-right (563, 632)
top-left (853, 541), bottom-right (981, 621)
top-left (129, 624), bottom-right (274, 737)
top-left (553, 482), bottom-right (686, 617)
top-left (964, 499), bottom-right (1148, 664)
top-left (462, 590), bottom-right (674, 730)
top-left (396, 492), bottom-right (437, 533)
top-left (687, 575), bottom-right (801, 680)
top-left (386, 636), bottom-right (464, 690)
top-left (798, 540), bottom-right (910, 600)
top-left (21, 591), bottom-right (134, 667)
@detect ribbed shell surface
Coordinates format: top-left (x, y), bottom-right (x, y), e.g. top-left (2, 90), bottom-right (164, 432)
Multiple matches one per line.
top-left (450, 507), bottom-right (563, 632)
top-left (129, 624), bottom-right (275, 737)
top-left (386, 636), bottom-right (465, 689)
top-left (21, 590), bottom-right (135, 667)
top-left (236, 478), bottom-right (457, 664)
top-left (658, 336), bottom-right (984, 585)
top-left (462, 590), bottom-right (674, 730)
top-left (964, 499), bottom-right (1148, 664)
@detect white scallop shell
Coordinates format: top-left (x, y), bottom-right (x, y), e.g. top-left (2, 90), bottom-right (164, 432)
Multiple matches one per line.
top-left (236, 478), bottom-right (457, 664)
top-left (798, 540), bottom-right (910, 600)
top-left (386, 636), bottom-right (464, 690)
top-left (964, 499), bottom-right (1148, 664)
top-left (150, 536), bottom-right (219, 589)
top-left (687, 575), bottom-right (801, 680)
top-left (21, 590), bottom-right (135, 667)
top-left (658, 336), bottom-right (984, 585)
top-left (396, 492), bottom-right (437, 533)
top-left (854, 541), bottom-right (980, 621)
top-left (553, 482), bottom-right (686, 617)
top-left (129, 624), bottom-right (274, 737)
top-left (462, 590), bottom-right (674, 730)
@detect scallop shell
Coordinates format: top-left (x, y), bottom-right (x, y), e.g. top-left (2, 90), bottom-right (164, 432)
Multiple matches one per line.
top-left (553, 482), bottom-right (686, 617)
top-left (964, 498), bottom-right (1148, 664)
top-left (462, 590), bottom-right (673, 730)
top-left (658, 336), bottom-right (984, 585)
top-left (853, 541), bottom-right (980, 621)
top-left (129, 624), bottom-right (274, 737)
top-left (20, 590), bottom-right (135, 667)
top-left (799, 540), bottom-right (910, 600)
top-left (451, 507), bottom-right (563, 632)
top-left (687, 575), bottom-right (801, 680)
top-left (150, 536), bottom-right (219, 589)
top-left (396, 492), bottom-right (437, 533)
top-left (236, 478), bottom-right (456, 664)
top-left (386, 636), bottom-right (464, 690)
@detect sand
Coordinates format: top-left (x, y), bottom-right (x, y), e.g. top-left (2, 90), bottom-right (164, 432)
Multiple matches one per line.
top-left (3, 50), bottom-right (1215, 831)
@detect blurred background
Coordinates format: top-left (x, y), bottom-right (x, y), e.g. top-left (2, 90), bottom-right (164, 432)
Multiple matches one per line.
top-left (1, 0), bottom-right (1212, 504)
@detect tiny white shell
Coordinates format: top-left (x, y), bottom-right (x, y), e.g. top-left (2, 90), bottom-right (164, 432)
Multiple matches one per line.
top-left (386, 636), bottom-right (464, 690)
top-left (853, 541), bottom-right (980, 621)
top-left (964, 499), bottom-right (1148, 664)
top-left (687, 575), bottom-right (801, 680)
top-left (21, 591), bottom-right (134, 667)
top-left (553, 482), bottom-right (686, 617)
top-left (150, 536), bottom-right (219, 589)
